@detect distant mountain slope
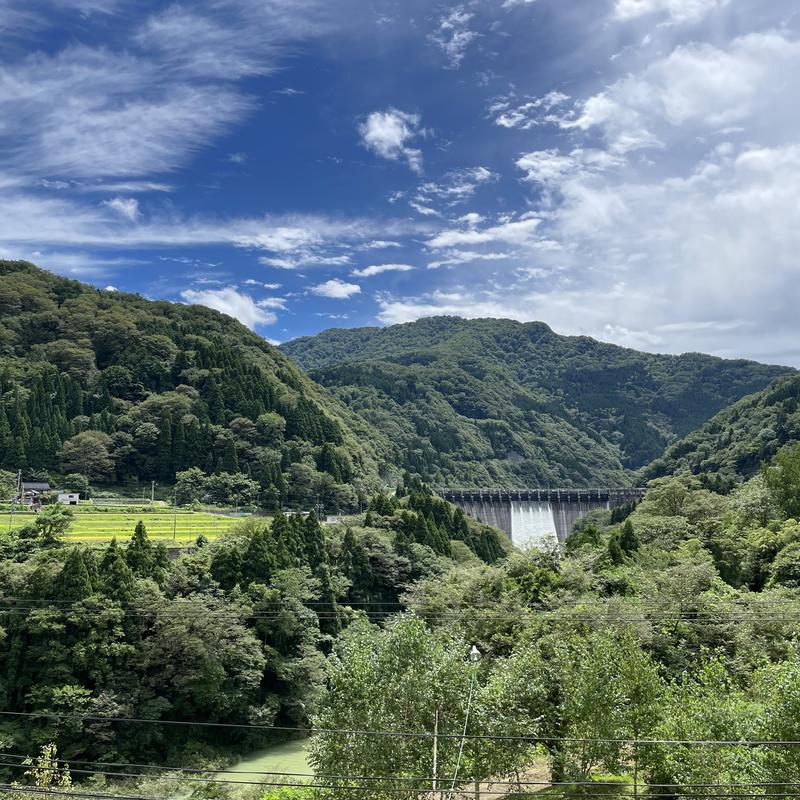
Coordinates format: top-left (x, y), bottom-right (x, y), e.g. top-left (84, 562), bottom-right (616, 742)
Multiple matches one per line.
top-left (642, 374), bottom-right (800, 484)
top-left (0, 261), bottom-right (388, 507)
top-left (281, 317), bottom-right (794, 487)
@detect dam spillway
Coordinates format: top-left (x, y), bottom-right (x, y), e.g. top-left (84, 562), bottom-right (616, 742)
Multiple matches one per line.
top-left (437, 488), bottom-right (647, 547)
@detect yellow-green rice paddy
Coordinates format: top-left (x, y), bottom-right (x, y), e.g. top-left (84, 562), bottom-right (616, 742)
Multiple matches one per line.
top-left (2, 506), bottom-right (245, 544)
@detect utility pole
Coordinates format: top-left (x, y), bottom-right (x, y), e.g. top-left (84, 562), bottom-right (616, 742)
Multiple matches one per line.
top-left (444, 645), bottom-right (481, 800)
top-left (150, 480), bottom-right (156, 506)
top-left (8, 469), bottom-right (22, 532)
top-left (432, 701), bottom-right (440, 797)
top-left (172, 491), bottom-right (178, 542)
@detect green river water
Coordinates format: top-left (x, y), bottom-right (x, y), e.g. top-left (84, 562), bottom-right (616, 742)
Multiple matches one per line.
top-left (217, 739), bottom-right (311, 785)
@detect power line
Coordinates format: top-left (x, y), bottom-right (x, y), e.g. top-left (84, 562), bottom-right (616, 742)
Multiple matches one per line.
top-left (8, 762), bottom-right (800, 800)
top-left (7, 751), bottom-right (800, 791)
top-left (8, 750), bottom-right (800, 789)
top-left (0, 786), bottom-right (153, 800)
top-left (5, 779), bottom-right (800, 800)
top-left (8, 754), bottom-right (800, 798)
top-left (5, 710), bottom-right (800, 747)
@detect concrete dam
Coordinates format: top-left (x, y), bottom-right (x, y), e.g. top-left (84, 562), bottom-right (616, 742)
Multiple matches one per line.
top-left (436, 488), bottom-right (647, 548)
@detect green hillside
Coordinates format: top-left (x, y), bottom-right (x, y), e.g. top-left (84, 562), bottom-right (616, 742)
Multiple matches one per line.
top-left (643, 373), bottom-right (800, 485)
top-left (281, 317), bottom-right (793, 487)
top-left (0, 261), bottom-right (389, 509)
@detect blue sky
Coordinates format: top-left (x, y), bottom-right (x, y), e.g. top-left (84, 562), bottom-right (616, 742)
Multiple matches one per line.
top-left (2, 0), bottom-right (800, 364)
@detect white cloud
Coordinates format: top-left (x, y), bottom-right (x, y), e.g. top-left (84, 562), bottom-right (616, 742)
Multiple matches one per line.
top-left (16, 248), bottom-right (144, 277)
top-left (372, 26), bottom-right (800, 364)
top-left (351, 263), bottom-right (415, 277)
top-left (244, 279), bottom-right (282, 289)
top-left (427, 216), bottom-right (543, 248)
top-left (0, 1), bottom-right (338, 182)
top-left (81, 181), bottom-right (173, 193)
top-left (502, 0), bottom-right (538, 7)
top-left (457, 212), bottom-right (483, 227)
top-left (311, 279), bottom-right (362, 299)
top-left (102, 197), bottom-right (140, 221)
top-left (516, 149), bottom-right (623, 186)
top-left (427, 250), bottom-right (511, 269)
top-left (181, 286), bottom-right (277, 329)
top-left (134, 6), bottom-right (277, 80)
top-left (613, 0), bottom-right (728, 23)
top-left (500, 139), bottom-right (800, 361)
top-left (409, 201), bottom-right (442, 217)
top-left (359, 108), bottom-right (425, 174)
top-left (0, 188), bottom-right (427, 258)
top-left (0, 45), bottom-right (254, 178)
top-left (259, 253), bottom-right (351, 269)
top-left (415, 166), bottom-right (497, 206)
top-left (360, 240), bottom-right (402, 249)
top-left (428, 6), bottom-right (479, 69)
top-left (490, 91), bottom-right (570, 130)
top-left (376, 289), bottom-right (545, 326)
top-left (560, 32), bottom-right (800, 154)
top-left (256, 297), bottom-right (288, 309)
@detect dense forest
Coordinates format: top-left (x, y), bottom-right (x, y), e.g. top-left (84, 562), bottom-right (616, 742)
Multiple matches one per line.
top-left (282, 317), bottom-right (792, 487)
top-left (6, 453), bottom-right (800, 798)
top-left (0, 261), bottom-right (390, 510)
top-left (0, 477), bottom-right (506, 771)
top-left (643, 373), bottom-right (800, 488)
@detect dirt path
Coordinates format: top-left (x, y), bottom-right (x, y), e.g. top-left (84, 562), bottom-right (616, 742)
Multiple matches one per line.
top-left (447, 759), bottom-right (551, 798)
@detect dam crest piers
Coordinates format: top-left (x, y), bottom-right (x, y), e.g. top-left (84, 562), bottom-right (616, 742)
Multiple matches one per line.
top-left (435, 487), bottom-right (647, 547)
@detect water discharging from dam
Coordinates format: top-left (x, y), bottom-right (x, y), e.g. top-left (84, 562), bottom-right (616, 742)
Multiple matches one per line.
top-left (511, 501), bottom-right (563, 549)
top-left (438, 489), bottom-right (647, 548)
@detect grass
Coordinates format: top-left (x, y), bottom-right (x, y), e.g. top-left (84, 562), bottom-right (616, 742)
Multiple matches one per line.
top-left (2, 506), bottom-right (244, 545)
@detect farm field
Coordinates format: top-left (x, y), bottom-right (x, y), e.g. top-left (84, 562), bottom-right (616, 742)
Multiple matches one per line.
top-left (2, 506), bottom-right (246, 544)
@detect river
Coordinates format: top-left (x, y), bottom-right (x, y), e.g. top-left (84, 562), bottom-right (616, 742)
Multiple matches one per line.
top-left (216, 739), bottom-right (311, 786)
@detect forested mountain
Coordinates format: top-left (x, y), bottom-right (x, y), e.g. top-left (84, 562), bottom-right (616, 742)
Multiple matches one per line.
top-left (0, 261), bottom-right (389, 509)
top-left (0, 476), bottom-right (508, 769)
top-left (281, 317), bottom-right (793, 487)
top-left (643, 373), bottom-right (800, 486)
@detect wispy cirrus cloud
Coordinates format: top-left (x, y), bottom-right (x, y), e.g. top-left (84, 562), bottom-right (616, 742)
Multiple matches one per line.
top-left (0, 45), bottom-right (252, 179)
top-left (0, 0), bottom-right (341, 183)
top-left (0, 188), bottom-right (422, 254)
top-left (134, 5), bottom-right (279, 80)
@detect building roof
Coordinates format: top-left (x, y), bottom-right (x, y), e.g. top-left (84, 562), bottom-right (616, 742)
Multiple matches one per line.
top-left (21, 482), bottom-right (51, 491)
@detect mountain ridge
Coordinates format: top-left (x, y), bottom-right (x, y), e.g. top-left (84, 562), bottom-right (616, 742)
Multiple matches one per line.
top-left (281, 316), bottom-right (794, 487)
top-left (0, 261), bottom-right (390, 507)
top-left (642, 372), bottom-right (800, 486)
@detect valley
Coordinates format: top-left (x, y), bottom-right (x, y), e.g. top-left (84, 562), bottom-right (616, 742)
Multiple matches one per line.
top-left (2, 264), bottom-right (800, 800)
